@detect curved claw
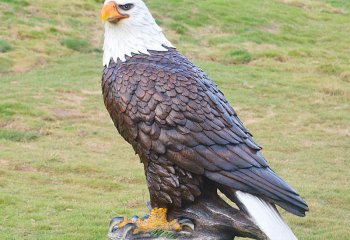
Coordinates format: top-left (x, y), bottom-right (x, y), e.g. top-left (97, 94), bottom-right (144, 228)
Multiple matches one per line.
top-left (109, 217), bottom-right (125, 233)
top-left (122, 223), bottom-right (136, 240)
top-left (178, 218), bottom-right (195, 231)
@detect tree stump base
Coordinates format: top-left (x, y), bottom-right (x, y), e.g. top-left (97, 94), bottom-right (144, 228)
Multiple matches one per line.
top-left (108, 193), bottom-right (267, 240)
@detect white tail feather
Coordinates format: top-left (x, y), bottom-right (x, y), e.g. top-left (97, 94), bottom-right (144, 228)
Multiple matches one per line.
top-left (236, 191), bottom-right (298, 240)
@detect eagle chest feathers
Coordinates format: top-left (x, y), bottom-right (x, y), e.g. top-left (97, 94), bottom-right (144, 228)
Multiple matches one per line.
top-left (101, 47), bottom-right (308, 218)
top-left (102, 49), bottom-right (205, 208)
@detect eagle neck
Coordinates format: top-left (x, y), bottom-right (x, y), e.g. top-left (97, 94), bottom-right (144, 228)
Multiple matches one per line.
top-left (103, 19), bottom-right (174, 66)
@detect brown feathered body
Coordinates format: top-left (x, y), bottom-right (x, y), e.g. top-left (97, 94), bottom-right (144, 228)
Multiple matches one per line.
top-left (102, 47), bottom-right (308, 216)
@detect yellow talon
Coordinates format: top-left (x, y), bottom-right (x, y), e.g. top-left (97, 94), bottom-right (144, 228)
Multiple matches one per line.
top-left (133, 208), bottom-right (182, 234)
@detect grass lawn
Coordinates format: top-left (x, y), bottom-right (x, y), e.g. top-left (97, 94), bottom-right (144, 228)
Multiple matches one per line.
top-left (0, 0), bottom-right (349, 239)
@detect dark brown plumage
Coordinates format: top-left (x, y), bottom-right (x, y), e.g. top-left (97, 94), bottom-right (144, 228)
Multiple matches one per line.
top-left (102, 47), bottom-right (308, 217)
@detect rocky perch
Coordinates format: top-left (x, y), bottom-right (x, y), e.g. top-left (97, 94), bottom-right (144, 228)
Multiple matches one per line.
top-left (108, 193), bottom-right (267, 240)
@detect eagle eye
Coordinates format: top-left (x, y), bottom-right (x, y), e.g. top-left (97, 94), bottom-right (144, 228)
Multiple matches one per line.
top-left (119, 3), bottom-right (134, 11)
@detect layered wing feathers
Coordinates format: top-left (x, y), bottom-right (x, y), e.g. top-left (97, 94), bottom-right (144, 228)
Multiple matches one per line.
top-left (104, 49), bottom-right (308, 216)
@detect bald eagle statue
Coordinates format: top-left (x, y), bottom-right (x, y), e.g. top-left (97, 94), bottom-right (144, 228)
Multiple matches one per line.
top-left (101, 1), bottom-right (308, 239)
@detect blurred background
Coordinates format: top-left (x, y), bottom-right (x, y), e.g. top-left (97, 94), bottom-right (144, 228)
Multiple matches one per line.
top-left (0, 0), bottom-right (349, 239)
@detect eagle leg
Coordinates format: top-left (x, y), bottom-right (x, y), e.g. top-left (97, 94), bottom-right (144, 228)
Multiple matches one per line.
top-left (109, 209), bottom-right (182, 234)
top-left (133, 208), bottom-right (182, 234)
top-left (109, 209), bottom-right (194, 239)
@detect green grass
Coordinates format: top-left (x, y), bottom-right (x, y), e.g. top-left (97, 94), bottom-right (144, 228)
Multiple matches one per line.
top-left (0, 39), bottom-right (12, 53)
top-left (60, 38), bottom-right (91, 52)
top-left (0, 0), bottom-right (100, 73)
top-left (0, 0), bottom-right (349, 239)
top-left (225, 49), bottom-right (253, 64)
top-left (0, 129), bottom-right (39, 142)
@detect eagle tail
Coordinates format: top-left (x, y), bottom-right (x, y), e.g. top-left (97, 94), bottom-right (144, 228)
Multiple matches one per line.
top-left (235, 191), bottom-right (298, 240)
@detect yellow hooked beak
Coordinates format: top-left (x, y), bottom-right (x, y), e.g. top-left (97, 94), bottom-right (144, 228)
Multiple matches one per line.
top-left (101, 2), bottom-right (129, 23)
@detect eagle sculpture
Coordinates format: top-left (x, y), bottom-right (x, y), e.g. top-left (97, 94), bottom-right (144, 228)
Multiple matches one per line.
top-left (100, 0), bottom-right (308, 239)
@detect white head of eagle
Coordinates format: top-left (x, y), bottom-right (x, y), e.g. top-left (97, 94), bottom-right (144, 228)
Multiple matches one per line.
top-left (102, 0), bottom-right (174, 65)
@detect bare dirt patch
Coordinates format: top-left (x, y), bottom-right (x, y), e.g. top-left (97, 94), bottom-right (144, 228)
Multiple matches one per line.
top-left (317, 124), bottom-right (350, 137)
top-left (243, 42), bottom-right (277, 52)
top-left (57, 92), bottom-right (85, 106)
top-left (193, 25), bottom-right (228, 36)
top-left (280, 0), bottom-right (306, 8)
top-left (236, 106), bottom-right (276, 125)
top-left (12, 163), bottom-right (38, 173)
top-left (261, 23), bottom-right (281, 34)
top-left (1, 119), bottom-right (31, 131)
top-left (90, 23), bottom-right (104, 49)
top-left (81, 90), bottom-right (101, 96)
top-left (279, 0), bottom-right (347, 14)
top-left (0, 159), bottom-right (9, 167)
top-left (340, 72), bottom-right (350, 82)
top-left (49, 108), bottom-right (85, 119)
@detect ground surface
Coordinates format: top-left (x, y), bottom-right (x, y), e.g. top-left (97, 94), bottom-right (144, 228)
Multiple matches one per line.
top-left (0, 0), bottom-right (349, 239)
